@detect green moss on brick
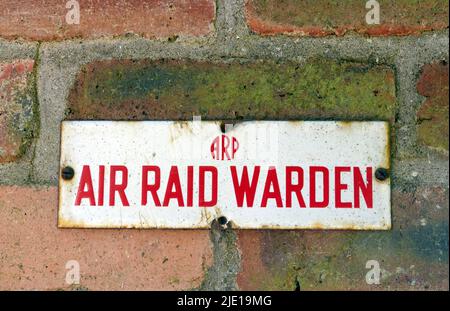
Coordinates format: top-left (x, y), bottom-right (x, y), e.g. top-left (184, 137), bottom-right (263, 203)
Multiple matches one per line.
top-left (68, 58), bottom-right (396, 121)
top-left (247, 0), bottom-right (449, 36)
top-left (255, 221), bottom-right (448, 290)
top-left (249, 187), bottom-right (449, 291)
top-left (0, 59), bottom-right (36, 163)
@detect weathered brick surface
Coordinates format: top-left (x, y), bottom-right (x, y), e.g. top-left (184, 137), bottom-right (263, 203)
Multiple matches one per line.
top-left (0, 186), bottom-right (212, 290)
top-left (0, 0), bottom-right (448, 292)
top-left (0, 0), bottom-right (215, 41)
top-left (246, 0), bottom-right (449, 37)
top-left (416, 61), bottom-right (449, 152)
top-left (237, 186), bottom-right (449, 290)
top-left (66, 59), bottom-right (396, 121)
top-left (0, 60), bottom-right (35, 164)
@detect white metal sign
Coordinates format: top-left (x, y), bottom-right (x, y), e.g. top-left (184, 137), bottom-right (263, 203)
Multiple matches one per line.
top-left (58, 121), bottom-right (391, 229)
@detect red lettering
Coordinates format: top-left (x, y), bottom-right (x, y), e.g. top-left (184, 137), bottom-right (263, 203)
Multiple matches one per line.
top-left (310, 166), bottom-right (329, 208)
top-left (335, 166), bottom-right (352, 208)
top-left (109, 165), bottom-right (129, 206)
top-left (98, 165), bottom-right (105, 206)
top-left (199, 166), bottom-right (218, 207)
top-left (222, 135), bottom-right (231, 160)
top-left (163, 166), bottom-right (184, 206)
top-left (75, 165), bottom-right (96, 206)
top-left (187, 166), bottom-right (194, 207)
top-left (286, 166), bottom-right (306, 208)
top-left (261, 167), bottom-right (283, 208)
top-left (230, 166), bottom-right (260, 207)
top-left (232, 137), bottom-right (239, 159)
top-left (141, 166), bottom-right (161, 206)
top-left (354, 167), bottom-right (373, 208)
top-left (210, 136), bottom-right (220, 160)
top-left (211, 135), bottom-right (239, 160)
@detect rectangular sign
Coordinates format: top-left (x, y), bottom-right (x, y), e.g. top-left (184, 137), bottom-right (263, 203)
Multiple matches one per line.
top-left (58, 121), bottom-right (391, 229)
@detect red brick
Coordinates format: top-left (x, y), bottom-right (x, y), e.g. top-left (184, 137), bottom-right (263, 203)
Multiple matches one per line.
top-left (236, 230), bottom-right (270, 290)
top-left (245, 0), bottom-right (449, 37)
top-left (0, 0), bottom-right (215, 41)
top-left (417, 61), bottom-right (449, 151)
top-left (0, 186), bottom-right (212, 290)
top-left (0, 59), bottom-right (35, 163)
top-left (237, 187), bottom-right (449, 290)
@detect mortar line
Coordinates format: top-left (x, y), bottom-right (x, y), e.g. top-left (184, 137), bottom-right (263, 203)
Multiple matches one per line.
top-left (28, 41), bottom-right (42, 184)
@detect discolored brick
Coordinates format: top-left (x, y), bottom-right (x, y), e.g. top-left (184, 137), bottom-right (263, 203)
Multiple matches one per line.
top-left (416, 61), bottom-right (449, 151)
top-left (245, 0), bottom-right (449, 37)
top-left (0, 59), bottom-right (36, 163)
top-left (0, 0), bottom-right (215, 41)
top-left (0, 186), bottom-right (213, 290)
top-left (237, 186), bottom-right (449, 290)
top-left (67, 58), bottom-right (397, 122)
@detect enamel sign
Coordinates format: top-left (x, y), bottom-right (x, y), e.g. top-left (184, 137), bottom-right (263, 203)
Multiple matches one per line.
top-left (58, 121), bottom-right (391, 229)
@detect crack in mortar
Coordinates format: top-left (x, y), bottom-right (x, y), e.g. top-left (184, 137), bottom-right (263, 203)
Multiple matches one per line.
top-left (195, 220), bottom-right (241, 291)
top-left (27, 41), bottom-right (42, 184)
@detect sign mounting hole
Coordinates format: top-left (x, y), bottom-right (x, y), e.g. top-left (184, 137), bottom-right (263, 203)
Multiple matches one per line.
top-left (220, 121), bottom-right (226, 133)
top-left (217, 216), bottom-right (228, 226)
top-left (375, 167), bottom-right (389, 181)
top-left (61, 166), bottom-right (75, 180)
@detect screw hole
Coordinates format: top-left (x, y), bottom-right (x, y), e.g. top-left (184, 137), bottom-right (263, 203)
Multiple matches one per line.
top-left (61, 166), bottom-right (75, 180)
top-left (375, 167), bottom-right (389, 181)
top-left (217, 216), bottom-right (228, 226)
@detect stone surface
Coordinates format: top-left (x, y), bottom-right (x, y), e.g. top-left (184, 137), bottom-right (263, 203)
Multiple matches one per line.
top-left (0, 59), bottom-right (36, 164)
top-left (0, 186), bottom-right (213, 290)
top-left (0, 0), bottom-right (215, 41)
top-left (246, 0), bottom-right (449, 37)
top-left (237, 186), bottom-right (449, 290)
top-left (66, 58), bottom-right (397, 121)
top-left (416, 61), bottom-right (449, 152)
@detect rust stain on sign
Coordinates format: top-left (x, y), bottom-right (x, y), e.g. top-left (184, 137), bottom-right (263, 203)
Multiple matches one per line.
top-left (58, 121), bottom-right (391, 230)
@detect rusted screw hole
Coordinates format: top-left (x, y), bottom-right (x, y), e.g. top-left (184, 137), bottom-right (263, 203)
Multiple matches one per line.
top-left (217, 216), bottom-right (228, 226)
top-left (375, 167), bottom-right (389, 181)
top-left (61, 166), bottom-right (75, 180)
top-left (220, 122), bottom-right (226, 133)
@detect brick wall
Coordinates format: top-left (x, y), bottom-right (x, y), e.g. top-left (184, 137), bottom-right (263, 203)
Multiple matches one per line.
top-left (0, 0), bottom-right (448, 290)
